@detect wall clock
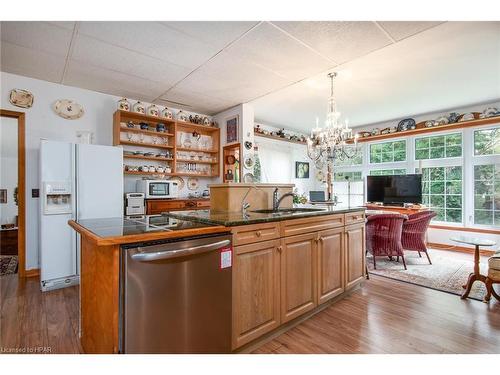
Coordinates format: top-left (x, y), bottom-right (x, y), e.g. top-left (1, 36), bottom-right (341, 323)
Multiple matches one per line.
top-left (53, 99), bottom-right (84, 120)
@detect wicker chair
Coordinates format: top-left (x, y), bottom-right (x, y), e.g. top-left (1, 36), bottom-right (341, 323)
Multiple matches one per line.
top-left (401, 211), bottom-right (436, 264)
top-left (366, 213), bottom-right (408, 270)
top-left (484, 251), bottom-right (500, 302)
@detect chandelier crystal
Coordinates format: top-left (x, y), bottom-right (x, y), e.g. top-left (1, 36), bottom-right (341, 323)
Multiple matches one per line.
top-left (306, 72), bottom-right (359, 202)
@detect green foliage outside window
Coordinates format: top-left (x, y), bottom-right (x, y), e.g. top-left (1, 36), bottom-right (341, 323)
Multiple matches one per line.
top-left (369, 140), bottom-right (406, 164)
top-left (474, 128), bottom-right (500, 156)
top-left (415, 133), bottom-right (462, 160)
top-left (474, 164), bottom-right (500, 225)
top-left (369, 169), bottom-right (406, 176)
top-left (333, 171), bottom-right (362, 182)
top-left (333, 146), bottom-right (363, 167)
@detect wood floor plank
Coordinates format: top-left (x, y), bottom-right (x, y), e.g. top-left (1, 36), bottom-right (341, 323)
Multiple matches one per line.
top-left (1, 262), bottom-right (499, 354)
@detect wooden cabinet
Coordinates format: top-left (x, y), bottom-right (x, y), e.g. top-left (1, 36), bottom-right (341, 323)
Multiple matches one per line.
top-left (280, 213), bottom-right (343, 237)
top-left (317, 227), bottom-right (344, 304)
top-left (344, 223), bottom-right (366, 290)
top-left (232, 239), bottom-right (281, 349)
top-left (146, 198), bottom-right (210, 215)
top-left (280, 233), bottom-right (317, 323)
top-left (232, 222), bottom-right (280, 246)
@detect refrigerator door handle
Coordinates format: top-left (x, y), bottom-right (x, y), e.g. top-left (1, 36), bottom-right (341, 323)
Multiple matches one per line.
top-left (130, 239), bottom-right (230, 262)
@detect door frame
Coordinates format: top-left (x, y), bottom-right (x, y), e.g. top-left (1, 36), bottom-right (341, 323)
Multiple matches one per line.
top-left (1, 109), bottom-right (26, 277)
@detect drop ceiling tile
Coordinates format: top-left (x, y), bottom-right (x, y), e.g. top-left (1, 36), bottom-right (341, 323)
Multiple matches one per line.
top-left (0, 41), bottom-right (65, 83)
top-left (64, 61), bottom-right (167, 101)
top-left (174, 50), bottom-right (290, 103)
top-left (378, 21), bottom-right (444, 41)
top-left (272, 21), bottom-right (392, 64)
top-left (77, 21), bottom-right (221, 69)
top-left (0, 21), bottom-right (73, 56)
top-left (71, 34), bottom-right (190, 85)
top-left (159, 88), bottom-right (236, 115)
top-left (161, 21), bottom-right (259, 49)
top-left (222, 22), bottom-right (334, 81)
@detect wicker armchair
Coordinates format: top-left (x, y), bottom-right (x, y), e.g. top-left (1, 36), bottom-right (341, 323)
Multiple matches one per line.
top-left (366, 213), bottom-right (408, 270)
top-left (401, 211), bottom-right (436, 264)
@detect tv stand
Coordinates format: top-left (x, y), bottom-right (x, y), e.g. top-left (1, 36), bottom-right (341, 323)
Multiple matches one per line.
top-left (383, 202), bottom-right (404, 207)
top-left (365, 203), bottom-right (429, 215)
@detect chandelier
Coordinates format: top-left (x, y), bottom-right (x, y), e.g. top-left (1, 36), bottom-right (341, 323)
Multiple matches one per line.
top-left (306, 72), bottom-right (358, 165)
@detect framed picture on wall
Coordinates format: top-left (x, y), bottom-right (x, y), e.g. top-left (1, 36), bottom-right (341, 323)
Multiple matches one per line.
top-left (226, 115), bottom-right (238, 143)
top-left (295, 162), bottom-right (310, 179)
top-left (0, 189), bottom-right (7, 204)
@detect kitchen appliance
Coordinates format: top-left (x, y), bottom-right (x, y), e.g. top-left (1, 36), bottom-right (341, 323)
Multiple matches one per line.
top-left (40, 140), bottom-right (123, 291)
top-left (136, 179), bottom-right (178, 199)
top-left (125, 193), bottom-right (145, 215)
top-left (367, 174), bottom-right (422, 206)
top-left (120, 233), bottom-right (232, 353)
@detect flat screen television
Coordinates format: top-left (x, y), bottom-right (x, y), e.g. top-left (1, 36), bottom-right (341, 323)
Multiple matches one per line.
top-left (367, 174), bottom-right (422, 205)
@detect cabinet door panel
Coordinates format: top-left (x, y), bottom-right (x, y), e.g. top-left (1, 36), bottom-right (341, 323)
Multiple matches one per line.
top-left (281, 233), bottom-right (316, 323)
top-left (345, 223), bottom-right (365, 290)
top-left (317, 227), bottom-right (344, 304)
top-left (232, 239), bottom-right (281, 349)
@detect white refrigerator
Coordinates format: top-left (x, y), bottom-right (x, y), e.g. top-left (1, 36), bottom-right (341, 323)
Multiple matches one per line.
top-left (39, 140), bottom-right (123, 291)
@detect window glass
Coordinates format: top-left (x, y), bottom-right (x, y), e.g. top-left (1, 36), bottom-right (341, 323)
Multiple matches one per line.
top-left (333, 171), bottom-right (362, 181)
top-left (333, 146), bottom-right (363, 166)
top-left (415, 133), bottom-right (462, 160)
top-left (474, 128), bottom-right (500, 156)
top-left (369, 169), bottom-right (406, 176)
top-left (474, 164), bottom-right (500, 226)
top-left (419, 166), bottom-right (462, 223)
top-left (369, 140), bottom-right (406, 164)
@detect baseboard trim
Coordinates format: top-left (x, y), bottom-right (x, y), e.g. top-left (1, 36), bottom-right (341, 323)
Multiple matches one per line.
top-left (24, 268), bottom-right (40, 277)
top-left (428, 242), bottom-right (495, 256)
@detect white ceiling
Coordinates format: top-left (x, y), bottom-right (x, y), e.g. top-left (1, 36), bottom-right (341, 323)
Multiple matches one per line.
top-left (1, 21), bottom-right (498, 125)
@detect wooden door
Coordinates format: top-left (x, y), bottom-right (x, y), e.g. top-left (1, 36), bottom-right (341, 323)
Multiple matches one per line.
top-left (232, 239), bottom-right (281, 349)
top-left (317, 227), bottom-right (344, 304)
top-left (280, 233), bottom-right (317, 323)
top-left (345, 223), bottom-right (366, 290)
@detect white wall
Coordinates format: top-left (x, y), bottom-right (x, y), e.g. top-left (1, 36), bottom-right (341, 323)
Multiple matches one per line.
top-left (0, 71), bottom-right (218, 269)
top-left (0, 117), bottom-right (19, 225)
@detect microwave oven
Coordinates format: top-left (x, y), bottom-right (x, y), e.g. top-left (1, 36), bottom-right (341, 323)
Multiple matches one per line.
top-left (136, 180), bottom-right (179, 199)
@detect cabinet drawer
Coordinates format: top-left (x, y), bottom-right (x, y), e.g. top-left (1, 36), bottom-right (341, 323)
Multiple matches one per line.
top-left (232, 222), bottom-right (280, 246)
top-left (345, 211), bottom-right (365, 225)
top-left (280, 214), bottom-right (344, 237)
top-left (146, 200), bottom-right (185, 214)
top-left (196, 200), bottom-right (211, 208)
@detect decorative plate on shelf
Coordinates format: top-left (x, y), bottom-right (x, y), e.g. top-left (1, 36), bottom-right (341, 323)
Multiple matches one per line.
top-left (435, 116), bottom-right (449, 125)
top-left (243, 156), bottom-right (254, 169)
top-left (9, 89), bottom-right (34, 108)
top-left (243, 173), bottom-right (255, 183)
top-left (187, 177), bottom-right (199, 191)
top-left (53, 99), bottom-right (84, 120)
top-left (397, 118), bottom-right (416, 132)
top-left (168, 176), bottom-right (185, 190)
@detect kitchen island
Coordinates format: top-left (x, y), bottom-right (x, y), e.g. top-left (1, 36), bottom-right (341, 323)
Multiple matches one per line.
top-left (69, 206), bottom-right (366, 353)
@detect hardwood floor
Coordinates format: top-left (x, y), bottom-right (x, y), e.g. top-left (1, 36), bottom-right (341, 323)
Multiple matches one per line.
top-left (1, 272), bottom-right (499, 354)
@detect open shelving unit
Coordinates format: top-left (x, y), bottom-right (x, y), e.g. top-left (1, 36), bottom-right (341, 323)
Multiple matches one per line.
top-left (113, 110), bottom-right (220, 177)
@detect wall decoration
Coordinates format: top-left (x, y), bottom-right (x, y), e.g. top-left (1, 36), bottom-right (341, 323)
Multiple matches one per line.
top-left (132, 101), bottom-right (145, 114)
top-left (9, 89), bottom-right (34, 108)
top-left (53, 99), bottom-right (84, 120)
top-left (187, 177), bottom-right (199, 191)
top-left (0, 189), bottom-right (7, 204)
top-left (295, 161), bottom-right (310, 179)
top-left (117, 98), bottom-right (130, 111)
top-left (244, 141), bottom-right (253, 150)
top-left (226, 115), bottom-right (239, 143)
top-left (243, 156), bottom-right (254, 169)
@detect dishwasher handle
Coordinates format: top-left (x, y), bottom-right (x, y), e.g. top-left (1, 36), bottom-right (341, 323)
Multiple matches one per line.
top-left (129, 239), bottom-right (231, 262)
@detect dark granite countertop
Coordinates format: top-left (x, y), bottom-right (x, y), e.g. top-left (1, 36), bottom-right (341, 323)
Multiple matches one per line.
top-left (69, 215), bottom-right (229, 245)
top-left (165, 206), bottom-right (365, 226)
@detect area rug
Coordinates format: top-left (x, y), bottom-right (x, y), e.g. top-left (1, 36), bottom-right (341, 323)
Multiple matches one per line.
top-left (0, 255), bottom-right (18, 276)
top-left (367, 250), bottom-right (488, 301)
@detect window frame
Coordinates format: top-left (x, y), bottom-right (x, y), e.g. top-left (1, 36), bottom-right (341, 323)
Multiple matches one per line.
top-left (368, 138), bottom-right (407, 165)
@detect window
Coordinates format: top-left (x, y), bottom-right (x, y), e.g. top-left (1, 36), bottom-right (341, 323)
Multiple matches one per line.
top-left (419, 166), bottom-right (462, 223)
top-left (415, 133), bottom-right (462, 160)
top-left (474, 128), bottom-right (500, 155)
top-left (473, 164), bottom-right (500, 225)
top-left (369, 140), bottom-right (406, 163)
top-left (333, 146), bottom-right (363, 166)
top-left (369, 169), bottom-right (406, 176)
top-left (333, 171), bottom-right (362, 181)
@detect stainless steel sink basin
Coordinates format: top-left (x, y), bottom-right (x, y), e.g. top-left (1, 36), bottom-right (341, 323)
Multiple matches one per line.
top-left (250, 208), bottom-right (325, 214)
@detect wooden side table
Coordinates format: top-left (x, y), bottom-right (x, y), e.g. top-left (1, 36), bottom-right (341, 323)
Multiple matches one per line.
top-left (450, 236), bottom-right (496, 300)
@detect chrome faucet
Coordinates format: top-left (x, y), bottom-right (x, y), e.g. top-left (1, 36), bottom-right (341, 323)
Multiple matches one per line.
top-left (273, 188), bottom-right (295, 211)
top-left (241, 185), bottom-right (265, 215)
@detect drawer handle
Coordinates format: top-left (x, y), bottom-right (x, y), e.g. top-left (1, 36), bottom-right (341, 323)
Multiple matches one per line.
top-left (256, 231), bottom-right (262, 237)
top-left (277, 246), bottom-right (282, 253)
top-left (319, 237), bottom-right (323, 242)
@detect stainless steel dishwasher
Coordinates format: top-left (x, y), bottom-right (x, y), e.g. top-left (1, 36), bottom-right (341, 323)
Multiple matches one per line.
top-left (120, 233), bottom-right (232, 353)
